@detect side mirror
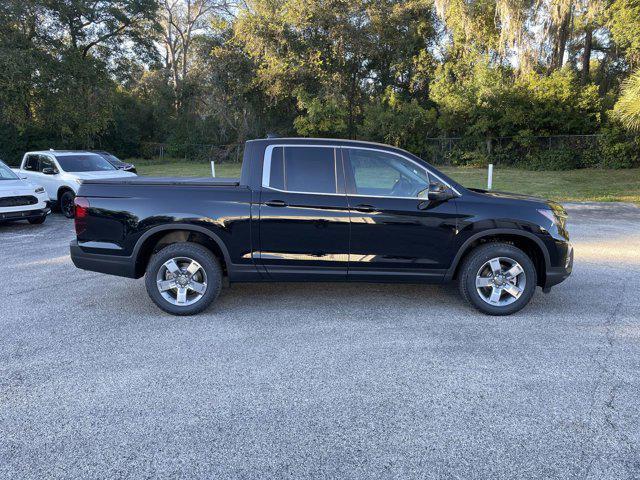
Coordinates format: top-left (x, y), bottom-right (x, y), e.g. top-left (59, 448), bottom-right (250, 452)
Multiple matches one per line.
top-left (19, 174), bottom-right (28, 180)
top-left (426, 182), bottom-right (456, 202)
top-left (42, 167), bottom-right (57, 175)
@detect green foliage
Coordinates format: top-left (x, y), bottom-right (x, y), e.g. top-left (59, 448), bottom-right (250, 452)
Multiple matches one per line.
top-left (430, 62), bottom-right (602, 139)
top-left (294, 92), bottom-right (349, 137)
top-left (360, 89), bottom-right (437, 154)
top-left (0, 0), bottom-right (639, 172)
top-left (613, 70), bottom-right (640, 132)
top-left (608, 0), bottom-right (640, 67)
top-left (598, 124), bottom-right (640, 168)
top-left (519, 148), bottom-right (581, 171)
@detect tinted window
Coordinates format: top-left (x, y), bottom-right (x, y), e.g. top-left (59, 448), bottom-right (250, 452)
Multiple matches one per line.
top-left (267, 146), bottom-right (337, 194)
top-left (56, 154), bottom-right (116, 172)
top-left (0, 161), bottom-right (18, 180)
top-left (269, 147), bottom-right (285, 190)
top-left (39, 156), bottom-right (57, 173)
top-left (346, 149), bottom-right (429, 198)
top-left (24, 155), bottom-right (38, 171)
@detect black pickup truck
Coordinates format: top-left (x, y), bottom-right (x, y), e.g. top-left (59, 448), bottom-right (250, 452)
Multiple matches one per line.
top-left (70, 137), bottom-right (573, 316)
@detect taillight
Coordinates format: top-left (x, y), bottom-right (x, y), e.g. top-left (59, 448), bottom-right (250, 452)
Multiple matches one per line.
top-left (74, 196), bottom-right (90, 236)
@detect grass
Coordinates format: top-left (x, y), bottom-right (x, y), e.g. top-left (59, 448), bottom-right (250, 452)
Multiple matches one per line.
top-left (130, 158), bottom-right (640, 204)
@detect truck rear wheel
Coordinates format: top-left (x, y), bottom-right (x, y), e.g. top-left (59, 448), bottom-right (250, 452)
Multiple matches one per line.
top-left (458, 242), bottom-right (537, 316)
top-left (145, 242), bottom-right (222, 316)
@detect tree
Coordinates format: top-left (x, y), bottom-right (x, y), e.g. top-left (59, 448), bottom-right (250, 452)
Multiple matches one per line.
top-left (607, 0), bottom-right (640, 68)
top-left (43, 0), bottom-right (159, 59)
top-left (159, 0), bottom-right (232, 108)
top-left (614, 70), bottom-right (640, 131)
top-left (235, 0), bottom-right (437, 138)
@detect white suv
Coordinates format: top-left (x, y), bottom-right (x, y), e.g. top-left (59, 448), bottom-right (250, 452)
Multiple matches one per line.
top-left (0, 160), bottom-right (50, 224)
top-left (15, 150), bottom-right (136, 217)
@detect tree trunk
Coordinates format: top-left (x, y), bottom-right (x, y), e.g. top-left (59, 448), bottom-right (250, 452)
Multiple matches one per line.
top-left (348, 70), bottom-right (357, 139)
top-left (581, 28), bottom-right (592, 83)
top-left (551, 12), bottom-right (571, 71)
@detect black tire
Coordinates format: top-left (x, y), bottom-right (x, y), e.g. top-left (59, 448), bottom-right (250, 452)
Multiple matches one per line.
top-left (458, 242), bottom-right (537, 316)
top-left (145, 242), bottom-right (223, 316)
top-left (60, 190), bottom-right (75, 218)
top-left (28, 215), bottom-right (47, 225)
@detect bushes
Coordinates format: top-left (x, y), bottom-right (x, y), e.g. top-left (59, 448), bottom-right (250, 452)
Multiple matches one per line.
top-left (598, 125), bottom-right (640, 169)
top-left (518, 148), bottom-right (580, 171)
top-left (431, 139), bottom-right (640, 170)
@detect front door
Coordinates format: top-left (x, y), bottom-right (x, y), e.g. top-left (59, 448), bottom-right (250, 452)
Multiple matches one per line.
top-left (36, 155), bottom-right (61, 199)
top-left (343, 147), bottom-right (460, 282)
top-left (258, 145), bottom-right (350, 280)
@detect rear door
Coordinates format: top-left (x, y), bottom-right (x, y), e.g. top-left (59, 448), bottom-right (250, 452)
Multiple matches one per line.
top-left (343, 147), bottom-right (460, 282)
top-left (257, 145), bottom-right (350, 280)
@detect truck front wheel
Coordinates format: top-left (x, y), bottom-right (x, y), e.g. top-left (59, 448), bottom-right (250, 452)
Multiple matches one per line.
top-left (60, 190), bottom-right (75, 218)
top-left (145, 242), bottom-right (223, 316)
top-left (458, 242), bottom-right (537, 316)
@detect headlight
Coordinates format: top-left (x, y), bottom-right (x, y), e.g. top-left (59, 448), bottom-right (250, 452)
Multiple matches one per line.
top-left (35, 186), bottom-right (45, 194)
top-left (538, 209), bottom-right (558, 226)
top-left (538, 207), bottom-right (569, 240)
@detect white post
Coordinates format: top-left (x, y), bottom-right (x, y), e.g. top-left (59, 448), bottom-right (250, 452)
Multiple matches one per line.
top-left (210, 160), bottom-right (216, 178)
top-left (487, 163), bottom-right (493, 190)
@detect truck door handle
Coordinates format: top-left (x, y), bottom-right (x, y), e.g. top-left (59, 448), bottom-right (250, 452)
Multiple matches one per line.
top-left (354, 204), bottom-right (375, 213)
top-left (265, 200), bottom-right (287, 207)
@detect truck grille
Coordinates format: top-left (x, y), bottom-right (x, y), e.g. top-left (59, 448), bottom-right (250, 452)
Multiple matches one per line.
top-left (0, 195), bottom-right (38, 207)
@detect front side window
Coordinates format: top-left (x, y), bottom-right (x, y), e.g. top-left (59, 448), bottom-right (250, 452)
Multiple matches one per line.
top-left (346, 148), bottom-right (430, 198)
top-left (0, 161), bottom-right (18, 180)
top-left (266, 146), bottom-right (337, 194)
top-left (56, 154), bottom-right (116, 172)
top-left (39, 156), bottom-right (57, 173)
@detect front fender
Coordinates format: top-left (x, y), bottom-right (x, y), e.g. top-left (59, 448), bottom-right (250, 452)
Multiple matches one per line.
top-left (444, 228), bottom-right (551, 282)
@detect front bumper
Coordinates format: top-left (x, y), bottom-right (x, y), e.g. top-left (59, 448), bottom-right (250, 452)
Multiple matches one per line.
top-left (0, 206), bottom-right (51, 222)
top-left (544, 242), bottom-right (573, 289)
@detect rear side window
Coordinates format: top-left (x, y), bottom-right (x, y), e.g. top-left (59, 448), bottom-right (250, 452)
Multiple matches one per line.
top-left (24, 155), bottom-right (38, 171)
top-left (266, 146), bottom-right (337, 194)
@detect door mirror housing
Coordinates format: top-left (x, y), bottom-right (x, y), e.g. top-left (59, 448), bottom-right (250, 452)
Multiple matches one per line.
top-left (426, 182), bottom-right (456, 202)
top-left (42, 167), bottom-right (57, 175)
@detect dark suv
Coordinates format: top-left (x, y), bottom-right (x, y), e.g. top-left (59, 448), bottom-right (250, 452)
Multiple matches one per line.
top-left (92, 151), bottom-right (137, 173)
top-left (70, 138), bottom-right (573, 316)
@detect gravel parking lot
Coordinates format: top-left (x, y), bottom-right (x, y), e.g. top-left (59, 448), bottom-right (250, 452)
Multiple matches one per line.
top-left (2, 203), bottom-right (640, 480)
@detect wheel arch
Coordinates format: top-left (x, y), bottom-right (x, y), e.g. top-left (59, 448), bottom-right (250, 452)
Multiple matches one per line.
top-left (132, 224), bottom-right (232, 278)
top-left (446, 229), bottom-right (550, 287)
top-left (57, 185), bottom-right (74, 202)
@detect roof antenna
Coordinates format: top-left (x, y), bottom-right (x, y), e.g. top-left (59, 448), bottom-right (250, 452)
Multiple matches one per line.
top-left (266, 133), bottom-right (280, 139)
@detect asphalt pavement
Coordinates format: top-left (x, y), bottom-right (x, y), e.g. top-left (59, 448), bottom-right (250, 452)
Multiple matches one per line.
top-left (1, 203), bottom-right (639, 479)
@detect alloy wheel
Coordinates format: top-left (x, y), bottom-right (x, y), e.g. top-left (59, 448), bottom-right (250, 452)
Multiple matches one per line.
top-left (475, 256), bottom-right (527, 307)
top-left (156, 256), bottom-right (208, 306)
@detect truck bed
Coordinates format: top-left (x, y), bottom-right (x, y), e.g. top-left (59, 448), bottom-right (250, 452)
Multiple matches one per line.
top-left (80, 176), bottom-right (240, 186)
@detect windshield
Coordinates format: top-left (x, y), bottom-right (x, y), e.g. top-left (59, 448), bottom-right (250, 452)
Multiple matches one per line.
top-left (56, 154), bottom-right (116, 172)
top-left (0, 160), bottom-right (19, 180)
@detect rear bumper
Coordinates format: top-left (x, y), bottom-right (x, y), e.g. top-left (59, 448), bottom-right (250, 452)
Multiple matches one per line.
top-left (70, 240), bottom-right (137, 278)
top-left (0, 206), bottom-right (50, 222)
